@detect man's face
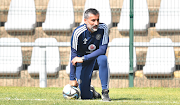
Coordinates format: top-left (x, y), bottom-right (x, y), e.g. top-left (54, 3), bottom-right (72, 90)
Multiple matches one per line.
top-left (84, 13), bottom-right (99, 33)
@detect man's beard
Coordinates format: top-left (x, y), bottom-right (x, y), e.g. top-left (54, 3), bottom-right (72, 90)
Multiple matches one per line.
top-left (90, 26), bottom-right (98, 32)
top-left (87, 24), bottom-right (99, 32)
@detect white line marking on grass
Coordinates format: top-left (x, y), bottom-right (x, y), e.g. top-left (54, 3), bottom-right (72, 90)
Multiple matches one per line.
top-left (0, 97), bottom-right (60, 101)
top-left (77, 99), bottom-right (180, 104)
top-left (117, 100), bottom-right (179, 104)
top-left (0, 98), bottom-right (179, 104)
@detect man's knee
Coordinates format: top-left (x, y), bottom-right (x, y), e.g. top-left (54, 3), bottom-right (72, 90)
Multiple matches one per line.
top-left (97, 55), bottom-right (107, 64)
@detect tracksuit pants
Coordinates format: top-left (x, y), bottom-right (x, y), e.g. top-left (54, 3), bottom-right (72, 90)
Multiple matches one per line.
top-left (75, 55), bottom-right (110, 99)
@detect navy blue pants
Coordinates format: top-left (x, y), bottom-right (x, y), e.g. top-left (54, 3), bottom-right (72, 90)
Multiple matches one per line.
top-left (76, 55), bottom-right (110, 99)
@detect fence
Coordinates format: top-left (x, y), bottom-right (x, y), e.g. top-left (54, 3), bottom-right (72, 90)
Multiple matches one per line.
top-left (0, 0), bottom-right (180, 88)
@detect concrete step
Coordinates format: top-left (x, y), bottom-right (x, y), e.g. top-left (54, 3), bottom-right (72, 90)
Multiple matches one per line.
top-left (0, 70), bottom-right (179, 88)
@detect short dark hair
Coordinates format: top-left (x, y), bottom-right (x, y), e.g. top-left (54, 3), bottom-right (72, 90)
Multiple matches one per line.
top-left (84, 8), bottom-right (99, 19)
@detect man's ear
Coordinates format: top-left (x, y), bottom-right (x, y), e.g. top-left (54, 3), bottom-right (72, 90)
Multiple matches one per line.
top-left (84, 18), bottom-right (87, 24)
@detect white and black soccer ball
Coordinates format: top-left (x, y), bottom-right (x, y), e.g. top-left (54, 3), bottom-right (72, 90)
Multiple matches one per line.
top-left (63, 84), bottom-right (81, 99)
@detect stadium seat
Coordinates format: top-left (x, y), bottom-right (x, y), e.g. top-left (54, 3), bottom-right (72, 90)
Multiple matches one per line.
top-left (5, 0), bottom-right (36, 32)
top-left (80, 0), bottom-right (112, 29)
top-left (28, 38), bottom-right (60, 76)
top-left (143, 38), bottom-right (175, 76)
top-left (117, 0), bottom-right (149, 32)
top-left (108, 38), bottom-right (137, 76)
top-left (0, 38), bottom-right (23, 75)
top-left (156, 0), bottom-right (180, 32)
top-left (42, 0), bottom-right (75, 32)
top-left (65, 53), bottom-right (72, 75)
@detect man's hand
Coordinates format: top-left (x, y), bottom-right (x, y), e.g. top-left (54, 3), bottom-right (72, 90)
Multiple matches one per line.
top-left (70, 80), bottom-right (78, 87)
top-left (71, 57), bottom-right (83, 66)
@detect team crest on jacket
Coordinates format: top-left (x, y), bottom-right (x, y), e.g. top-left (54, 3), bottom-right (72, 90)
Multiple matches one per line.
top-left (88, 44), bottom-right (96, 51)
top-left (96, 34), bottom-right (101, 40)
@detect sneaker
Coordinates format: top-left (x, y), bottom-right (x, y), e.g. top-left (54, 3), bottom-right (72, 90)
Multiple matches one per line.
top-left (102, 89), bottom-right (111, 101)
top-left (90, 85), bottom-right (101, 99)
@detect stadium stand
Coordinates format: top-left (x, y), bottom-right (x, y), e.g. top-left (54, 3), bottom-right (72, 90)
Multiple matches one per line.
top-left (117, 0), bottom-right (149, 32)
top-left (1, 0), bottom-right (180, 87)
top-left (5, 0), bottom-right (36, 32)
top-left (80, 0), bottom-right (112, 29)
top-left (42, 0), bottom-right (75, 32)
top-left (28, 38), bottom-right (60, 76)
top-left (0, 38), bottom-right (23, 75)
top-left (156, 0), bottom-right (180, 32)
top-left (143, 38), bottom-right (175, 76)
top-left (108, 38), bottom-right (137, 76)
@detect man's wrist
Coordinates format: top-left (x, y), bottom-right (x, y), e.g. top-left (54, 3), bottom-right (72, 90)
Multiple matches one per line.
top-left (81, 56), bottom-right (85, 61)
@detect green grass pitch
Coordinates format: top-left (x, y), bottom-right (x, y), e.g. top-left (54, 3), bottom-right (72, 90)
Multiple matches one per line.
top-left (0, 86), bottom-right (180, 105)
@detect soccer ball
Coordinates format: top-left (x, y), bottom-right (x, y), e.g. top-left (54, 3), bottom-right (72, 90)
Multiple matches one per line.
top-left (63, 84), bottom-right (81, 99)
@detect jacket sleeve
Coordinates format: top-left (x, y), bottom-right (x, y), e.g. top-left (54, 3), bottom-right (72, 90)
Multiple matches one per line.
top-left (83, 44), bottom-right (108, 61)
top-left (70, 47), bottom-right (77, 80)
